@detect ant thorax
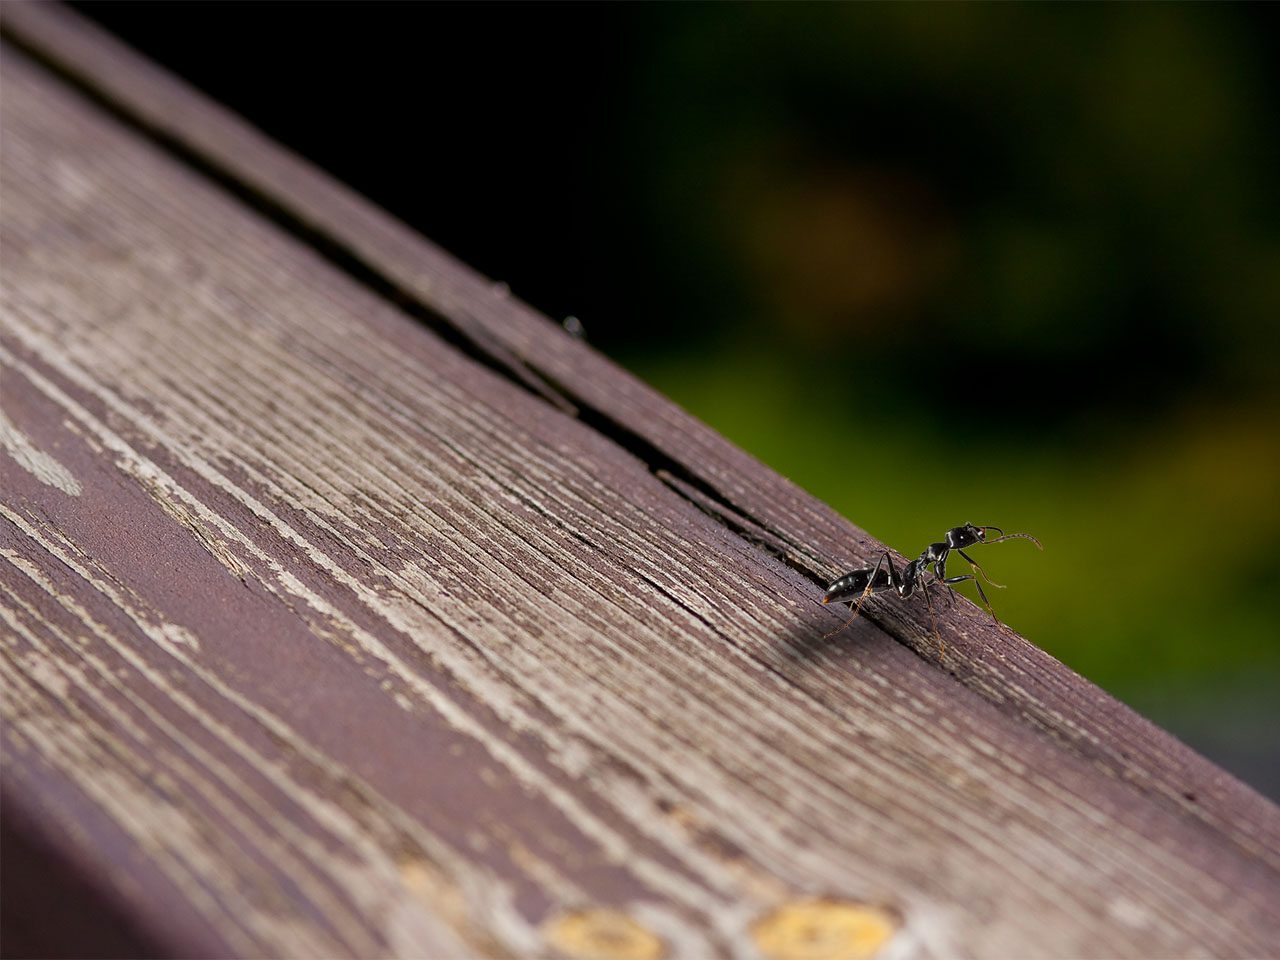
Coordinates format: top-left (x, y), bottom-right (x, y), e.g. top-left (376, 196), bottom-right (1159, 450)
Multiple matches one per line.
top-left (922, 542), bottom-right (949, 562)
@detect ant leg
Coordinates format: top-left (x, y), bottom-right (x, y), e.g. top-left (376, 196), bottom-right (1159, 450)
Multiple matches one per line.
top-left (947, 574), bottom-right (1019, 637)
top-left (957, 548), bottom-right (1005, 589)
top-left (933, 553), bottom-right (957, 607)
top-left (917, 576), bottom-right (945, 660)
top-left (944, 574), bottom-right (998, 623)
top-left (932, 572), bottom-right (956, 608)
top-left (850, 552), bottom-right (897, 620)
top-left (824, 552), bottom-right (894, 640)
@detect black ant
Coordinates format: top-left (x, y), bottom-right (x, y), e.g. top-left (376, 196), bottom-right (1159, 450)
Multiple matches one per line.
top-left (821, 523), bottom-right (1042, 652)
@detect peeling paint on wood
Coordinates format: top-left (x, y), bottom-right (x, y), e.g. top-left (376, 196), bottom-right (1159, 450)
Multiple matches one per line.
top-left (0, 410), bottom-right (81, 496)
top-left (750, 901), bottom-right (897, 960)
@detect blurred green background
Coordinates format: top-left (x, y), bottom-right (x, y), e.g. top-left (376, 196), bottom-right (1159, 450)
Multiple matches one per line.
top-left (609, 4), bottom-right (1280, 797)
top-left (85, 2), bottom-right (1280, 796)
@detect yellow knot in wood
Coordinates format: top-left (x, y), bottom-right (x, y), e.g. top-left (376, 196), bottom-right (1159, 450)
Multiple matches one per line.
top-left (543, 908), bottom-right (665, 960)
top-left (751, 900), bottom-right (896, 960)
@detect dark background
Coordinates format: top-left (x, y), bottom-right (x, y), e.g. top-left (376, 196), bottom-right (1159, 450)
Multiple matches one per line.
top-left (76, 3), bottom-right (1280, 797)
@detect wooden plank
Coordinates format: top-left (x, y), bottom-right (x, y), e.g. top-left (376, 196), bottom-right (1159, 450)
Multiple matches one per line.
top-left (1, 18), bottom-right (1278, 960)
top-left (3, 3), bottom-right (1275, 879)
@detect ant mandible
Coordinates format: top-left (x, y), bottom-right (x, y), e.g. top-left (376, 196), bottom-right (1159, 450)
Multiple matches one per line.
top-left (821, 523), bottom-right (1043, 650)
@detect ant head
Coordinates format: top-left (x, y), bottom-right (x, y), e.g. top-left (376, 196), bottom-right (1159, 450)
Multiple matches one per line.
top-left (949, 523), bottom-right (1002, 548)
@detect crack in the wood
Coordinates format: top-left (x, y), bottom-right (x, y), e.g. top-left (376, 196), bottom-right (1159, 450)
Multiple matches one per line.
top-left (1, 25), bottom-right (978, 698)
top-left (0, 19), bottom-right (965, 669)
top-left (1, 19), bottom-right (1049, 686)
top-left (0, 25), bottom-right (835, 599)
top-left (650, 470), bottom-right (828, 584)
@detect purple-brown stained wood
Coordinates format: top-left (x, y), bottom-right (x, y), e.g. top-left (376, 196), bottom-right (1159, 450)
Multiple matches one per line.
top-left (2, 5), bottom-right (1279, 958)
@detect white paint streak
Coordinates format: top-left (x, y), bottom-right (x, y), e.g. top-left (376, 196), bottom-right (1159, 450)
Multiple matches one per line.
top-left (0, 410), bottom-right (81, 495)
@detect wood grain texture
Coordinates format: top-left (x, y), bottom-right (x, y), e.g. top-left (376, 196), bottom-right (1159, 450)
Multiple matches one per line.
top-left (1, 12), bottom-right (1279, 960)
top-left (3, 3), bottom-right (1274, 882)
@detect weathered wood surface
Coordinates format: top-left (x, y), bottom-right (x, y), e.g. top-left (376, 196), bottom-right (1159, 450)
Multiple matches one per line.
top-left (1, 5), bottom-right (1278, 958)
top-left (6, 3), bottom-right (1278, 880)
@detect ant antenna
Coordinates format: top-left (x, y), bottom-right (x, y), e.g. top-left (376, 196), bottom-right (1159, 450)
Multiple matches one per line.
top-left (985, 531), bottom-right (1043, 550)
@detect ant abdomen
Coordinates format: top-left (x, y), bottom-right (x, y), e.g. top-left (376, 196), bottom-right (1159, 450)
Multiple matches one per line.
top-left (823, 566), bottom-right (891, 605)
